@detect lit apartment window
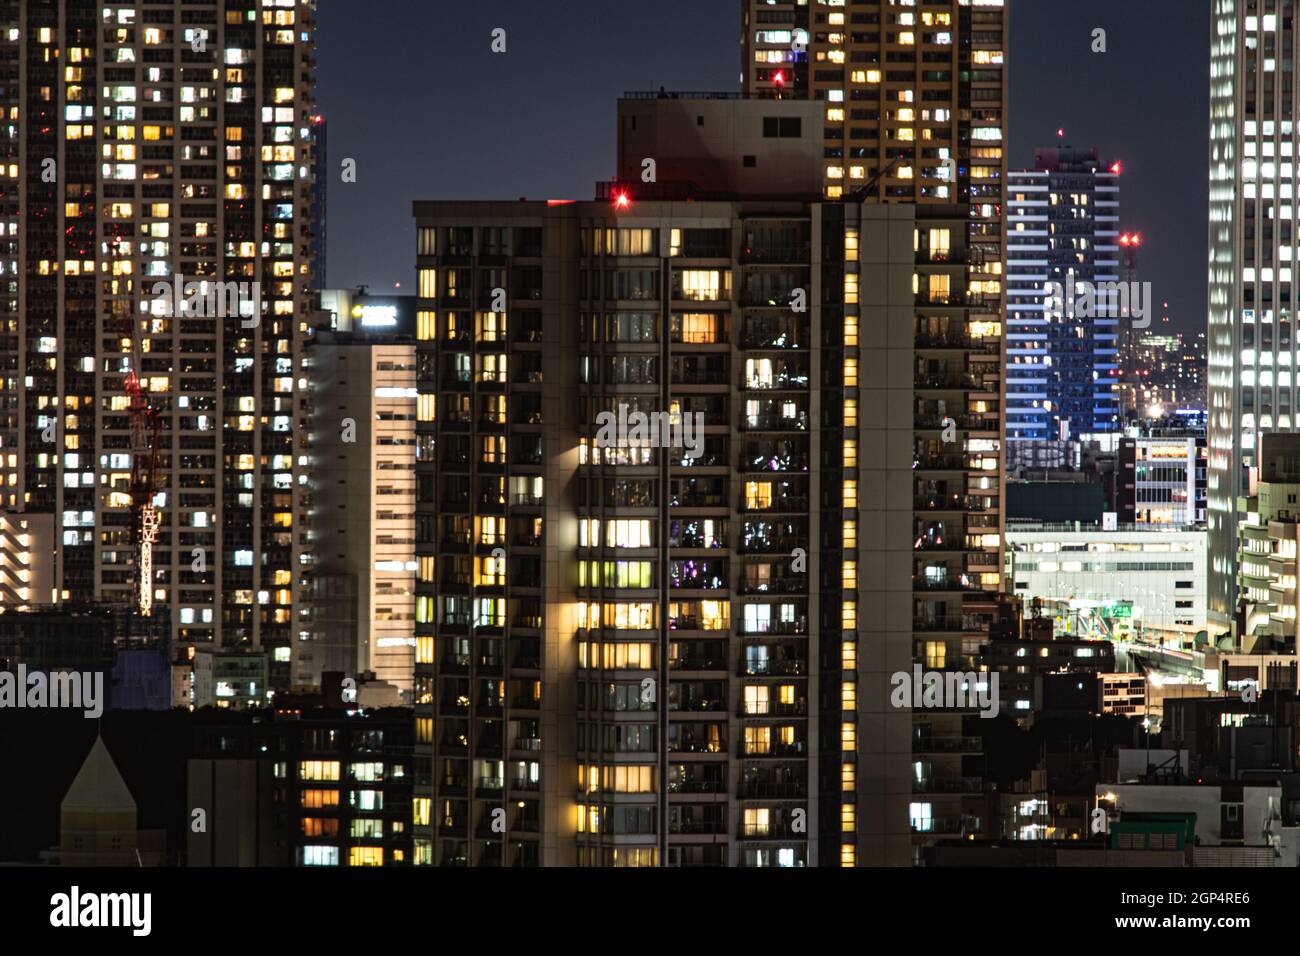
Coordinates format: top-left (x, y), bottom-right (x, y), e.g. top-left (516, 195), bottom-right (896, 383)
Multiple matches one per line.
top-left (745, 480), bottom-right (773, 509)
top-left (844, 228), bottom-right (859, 261)
top-left (348, 847), bottom-right (383, 867)
top-left (418, 268), bottom-right (437, 298)
top-left (299, 760), bottom-right (340, 782)
top-left (842, 601), bottom-right (857, 631)
top-left (842, 641), bottom-right (857, 669)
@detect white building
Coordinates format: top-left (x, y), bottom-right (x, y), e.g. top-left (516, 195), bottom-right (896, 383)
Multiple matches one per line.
top-left (0, 511), bottom-right (55, 611)
top-left (299, 291), bottom-right (417, 696)
top-left (1007, 523), bottom-right (1207, 637)
top-left (1098, 781), bottom-right (1297, 866)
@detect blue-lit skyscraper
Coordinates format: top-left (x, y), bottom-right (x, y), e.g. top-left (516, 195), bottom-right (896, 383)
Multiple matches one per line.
top-left (1006, 147), bottom-right (1122, 472)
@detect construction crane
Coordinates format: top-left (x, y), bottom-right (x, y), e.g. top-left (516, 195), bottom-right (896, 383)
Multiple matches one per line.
top-left (125, 313), bottom-right (162, 617)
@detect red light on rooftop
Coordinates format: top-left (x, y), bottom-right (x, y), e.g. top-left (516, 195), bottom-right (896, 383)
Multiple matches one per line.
top-left (1057, 128), bottom-right (1065, 138)
top-left (1119, 234), bottom-right (1131, 246)
top-left (1110, 161), bottom-right (1122, 174)
top-left (774, 71), bottom-right (785, 85)
top-left (1131, 232), bottom-right (1142, 245)
top-left (613, 191), bottom-right (631, 210)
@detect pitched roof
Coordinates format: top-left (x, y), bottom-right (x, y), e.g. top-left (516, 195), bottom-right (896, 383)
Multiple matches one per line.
top-left (61, 736), bottom-right (136, 814)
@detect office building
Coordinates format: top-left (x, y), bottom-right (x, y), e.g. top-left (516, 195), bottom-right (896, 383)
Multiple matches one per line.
top-left (1207, 5), bottom-right (1300, 638)
top-left (0, 0), bottom-right (319, 692)
top-left (1236, 431), bottom-right (1300, 650)
top-left (1006, 522), bottom-right (1207, 639)
top-left (1006, 147), bottom-right (1122, 470)
top-left (1125, 331), bottom-right (1208, 417)
top-left (1118, 427), bottom-right (1208, 527)
top-left (300, 289), bottom-right (418, 696)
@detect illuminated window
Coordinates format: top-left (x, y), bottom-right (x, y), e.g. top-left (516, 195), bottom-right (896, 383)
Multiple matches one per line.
top-left (299, 760), bottom-right (340, 782)
top-left (745, 481), bottom-right (773, 509)
top-left (418, 268), bottom-right (437, 298)
top-left (841, 641), bottom-right (857, 669)
top-left (842, 601), bottom-right (857, 631)
top-left (416, 311), bottom-right (435, 340)
top-left (841, 802), bottom-right (856, 831)
top-left (416, 637), bottom-right (434, 664)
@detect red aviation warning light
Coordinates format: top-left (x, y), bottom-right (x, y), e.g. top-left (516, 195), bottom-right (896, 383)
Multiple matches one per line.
top-left (613, 190), bottom-right (631, 210)
top-left (774, 70), bottom-right (785, 85)
top-left (1110, 161), bottom-right (1122, 174)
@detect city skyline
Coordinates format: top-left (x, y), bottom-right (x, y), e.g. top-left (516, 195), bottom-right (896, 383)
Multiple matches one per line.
top-left (0, 0), bottom-right (1292, 926)
top-left (319, 0), bottom-right (1209, 336)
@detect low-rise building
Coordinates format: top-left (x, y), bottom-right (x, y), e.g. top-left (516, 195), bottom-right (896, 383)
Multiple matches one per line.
top-left (1007, 522), bottom-right (1206, 639)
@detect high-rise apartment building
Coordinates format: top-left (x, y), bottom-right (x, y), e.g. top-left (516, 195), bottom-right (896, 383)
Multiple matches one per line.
top-left (1207, 1), bottom-right (1300, 639)
top-left (301, 289), bottom-right (417, 696)
top-left (740, 0), bottom-right (1007, 863)
top-left (411, 92), bottom-right (1003, 868)
top-left (1006, 147), bottom-right (1122, 470)
top-left (739, 0), bottom-right (1006, 210)
top-left (0, 1), bottom-right (318, 689)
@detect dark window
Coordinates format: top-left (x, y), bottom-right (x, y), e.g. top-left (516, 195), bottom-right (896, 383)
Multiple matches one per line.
top-left (762, 116), bottom-right (802, 138)
top-left (743, 155), bottom-right (757, 168)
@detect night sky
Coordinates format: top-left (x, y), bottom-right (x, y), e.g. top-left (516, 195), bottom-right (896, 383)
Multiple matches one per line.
top-left (318, 0), bottom-right (1209, 334)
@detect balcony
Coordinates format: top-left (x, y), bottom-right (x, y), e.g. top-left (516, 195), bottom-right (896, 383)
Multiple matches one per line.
top-left (913, 776), bottom-right (983, 795)
top-left (911, 616), bottom-right (984, 633)
top-left (914, 412), bottom-right (995, 431)
top-left (913, 735), bottom-right (982, 754)
top-left (739, 497), bottom-right (809, 514)
top-left (739, 658), bottom-right (806, 677)
top-left (738, 700), bottom-right (807, 718)
top-left (741, 412), bottom-right (809, 432)
top-left (740, 243), bottom-right (810, 264)
top-left (669, 657), bottom-right (727, 671)
top-left (737, 781), bottom-right (806, 799)
top-left (738, 576), bottom-right (806, 595)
